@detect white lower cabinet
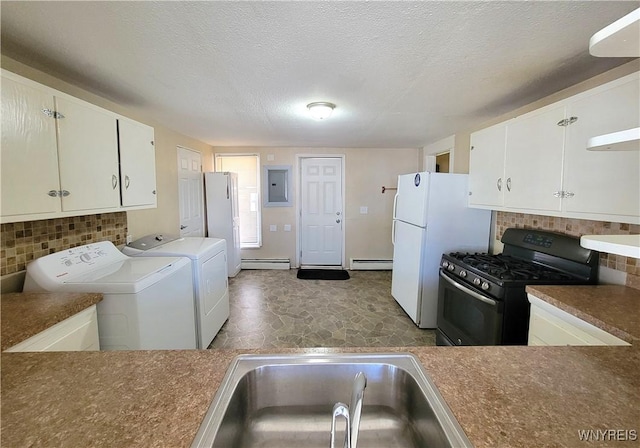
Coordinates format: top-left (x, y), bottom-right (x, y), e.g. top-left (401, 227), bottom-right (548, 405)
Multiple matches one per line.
top-left (527, 295), bottom-right (630, 346)
top-left (5, 305), bottom-right (100, 352)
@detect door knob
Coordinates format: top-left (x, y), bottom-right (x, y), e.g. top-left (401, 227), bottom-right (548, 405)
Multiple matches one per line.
top-left (180, 225), bottom-right (188, 230)
top-left (336, 219), bottom-right (341, 223)
top-left (336, 211), bottom-right (341, 215)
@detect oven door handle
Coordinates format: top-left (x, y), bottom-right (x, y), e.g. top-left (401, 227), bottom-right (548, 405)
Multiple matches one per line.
top-left (439, 271), bottom-right (499, 307)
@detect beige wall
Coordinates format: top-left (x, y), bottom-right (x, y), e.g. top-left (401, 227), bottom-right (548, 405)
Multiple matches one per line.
top-left (1, 56), bottom-right (215, 240)
top-left (211, 147), bottom-right (420, 265)
top-left (468, 60), bottom-right (640, 133)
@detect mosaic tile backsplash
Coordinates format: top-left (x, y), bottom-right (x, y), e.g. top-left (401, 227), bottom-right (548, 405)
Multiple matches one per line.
top-left (1, 213), bottom-right (127, 276)
top-left (496, 212), bottom-right (640, 289)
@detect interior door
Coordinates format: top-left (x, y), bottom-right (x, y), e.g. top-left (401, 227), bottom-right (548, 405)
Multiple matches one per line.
top-left (177, 147), bottom-right (204, 237)
top-left (300, 157), bottom-right (343, 266)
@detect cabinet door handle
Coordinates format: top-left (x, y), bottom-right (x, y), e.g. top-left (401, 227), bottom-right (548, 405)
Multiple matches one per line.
top-left (112, 175), bottom-right (118, 190)
top-left (497, 178), bottom-right (502, 192)
top-left (564, 191), bottom-right (575, 198)
top-left (506, 178), bottom-right (512, 192)
top-left (48, 190), bottom-right (59, 197)
top-left (553, 191), bottom-right (563, 198)
top-left (60, 190), bottom-right (70, 197)
top-left (125, 175), bottom-right (130, 189)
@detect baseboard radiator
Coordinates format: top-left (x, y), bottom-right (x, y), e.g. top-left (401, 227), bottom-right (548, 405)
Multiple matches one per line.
top-left (241, 258), bottom-right (291, 270)
top-left (349, 258), bottom-right (393, 271)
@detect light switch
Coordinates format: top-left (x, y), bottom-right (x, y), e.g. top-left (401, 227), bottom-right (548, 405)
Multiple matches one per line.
top-left (284, 224), bottom-right (291, 232)
top-left (360, 206), bottom-right (368, 214)
top-left (269, 224), bottom-right (277, 232)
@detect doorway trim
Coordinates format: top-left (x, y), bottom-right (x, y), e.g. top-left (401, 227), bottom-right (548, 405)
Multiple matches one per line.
top-left (295, 154), bottom-right (346, 269)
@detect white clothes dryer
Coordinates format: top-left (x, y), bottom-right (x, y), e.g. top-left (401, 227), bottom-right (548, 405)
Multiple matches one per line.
top-left (122, 235), bottom-right (229, 348)
top-left (24, 241), bottom-right (196, 350)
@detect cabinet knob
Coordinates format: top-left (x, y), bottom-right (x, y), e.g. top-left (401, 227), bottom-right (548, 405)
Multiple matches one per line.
top-left (506, 178), bottom-right (512, 192)
top-left (112, 175), bottom-right (118, 190)
top-left (497, 178), bottom-right (502, 192)
top-left (48, 190), bottom-right (59, 197)
top-left (125, 175), bottom-right (130, 189)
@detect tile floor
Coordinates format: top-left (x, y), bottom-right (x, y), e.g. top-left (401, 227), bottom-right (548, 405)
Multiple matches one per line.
top-left (208, 269), bottom-right (436, 349)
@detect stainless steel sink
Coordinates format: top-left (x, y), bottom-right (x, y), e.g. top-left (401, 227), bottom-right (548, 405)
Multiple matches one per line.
top-left (191, 353), bottom-right (472, 448)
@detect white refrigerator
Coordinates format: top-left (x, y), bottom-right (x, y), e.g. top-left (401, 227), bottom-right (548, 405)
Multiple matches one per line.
top-left (391, 172), bottom-right (491, 328)
top-left (204, 172), bottom-right (241, 277)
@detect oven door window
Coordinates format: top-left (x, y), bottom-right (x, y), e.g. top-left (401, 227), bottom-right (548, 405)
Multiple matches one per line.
top-left (437, 272), bottom-right (504, 345)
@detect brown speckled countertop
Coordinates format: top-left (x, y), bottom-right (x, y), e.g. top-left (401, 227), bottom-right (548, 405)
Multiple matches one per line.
top-left (526, 285), bottom-right (640, 345)
top-left (2, 346), bottom-right (639, 448)
top-left (1, 292), bottom-right (103, 351)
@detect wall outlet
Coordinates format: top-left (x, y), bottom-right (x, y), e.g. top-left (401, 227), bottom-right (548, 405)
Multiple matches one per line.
top-left (269, 224), bottom-right (277, 232)
top-left (283, 224), bottom-right (291, 232)
top-left (360, 206), bottom-right (368, 214)
top-left (126, 234), bottom-right (133, 245)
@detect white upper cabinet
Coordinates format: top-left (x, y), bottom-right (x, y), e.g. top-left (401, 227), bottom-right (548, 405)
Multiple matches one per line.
top-left (1, 75), bottom-right (61, 218)
top-left (562, 73), bottom-right (640, 220)
top-left (469, 71), bottom-right (640, 224)
top-left (55, 96), bottom-right (120, 212)
top-left (503, 103), bottom-right (566, 212)
top-left (118, 118), bottom-right (157, 207)
top-left (469, 122), bottom-right (507, 208)
top-left (0, 69), bottom-right (157, 223)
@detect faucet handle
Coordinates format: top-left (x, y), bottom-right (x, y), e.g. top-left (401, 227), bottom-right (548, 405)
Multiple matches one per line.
top-left (330, 402), bottom-right (351, 448)
top-left (349, 372), bottom-right (368, 448)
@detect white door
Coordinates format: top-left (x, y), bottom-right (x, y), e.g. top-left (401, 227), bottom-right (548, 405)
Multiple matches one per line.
top-left (300, 157), bottom-right (343, 266)
top-left (119, 118), bottom-right (157, 207)
top-left (391, 220), bottom-right (424, 324)
top-left (177, 147), bottom-right (204, 237)
top-left (1, 75), bottom-right (61, 218)
top-left (55, 96), bottom-right (121, 212)
top-left (503, 103), bottom-right (566, 212)
top-left (469, 122), bottom-right (507, 207)
top-left (563, 74), bottom-right (640, 218)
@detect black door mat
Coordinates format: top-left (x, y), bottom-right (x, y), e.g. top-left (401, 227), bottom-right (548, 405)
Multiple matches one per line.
top-left (297, 269), bottom-right (350, 280)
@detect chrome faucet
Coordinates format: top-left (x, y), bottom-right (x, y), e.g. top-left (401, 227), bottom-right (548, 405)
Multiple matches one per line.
top-left (330, 372), bottom-right (367, 448)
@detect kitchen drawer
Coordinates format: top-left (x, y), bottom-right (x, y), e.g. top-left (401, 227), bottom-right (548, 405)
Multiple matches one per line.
top-left (5, 305), bottom-right (100, 352)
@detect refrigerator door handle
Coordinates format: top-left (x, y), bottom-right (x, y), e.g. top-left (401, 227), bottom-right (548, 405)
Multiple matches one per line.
top-left (391, 219), bottom-right (396, 245)
top-left (392, 192), bottom-right (399, 220)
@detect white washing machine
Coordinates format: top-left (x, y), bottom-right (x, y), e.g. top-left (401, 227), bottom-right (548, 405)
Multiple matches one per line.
top-left (23, 241), bottom-right (196, 350)
top-left (122, 235), bottom-right (229, 349)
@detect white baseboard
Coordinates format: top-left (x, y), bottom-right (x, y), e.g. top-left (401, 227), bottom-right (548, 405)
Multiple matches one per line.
top-left (241, 258), bottom-right (290, 270)
top-left (349, 258), bottom-right (393, 270)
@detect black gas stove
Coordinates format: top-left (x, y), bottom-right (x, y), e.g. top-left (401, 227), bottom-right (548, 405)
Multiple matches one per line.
top-left (436, 228), bottom-right (599, 346)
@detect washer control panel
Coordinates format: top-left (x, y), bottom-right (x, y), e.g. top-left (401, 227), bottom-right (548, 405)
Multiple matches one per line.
top-left (26, 241), bottom-right (127, 282)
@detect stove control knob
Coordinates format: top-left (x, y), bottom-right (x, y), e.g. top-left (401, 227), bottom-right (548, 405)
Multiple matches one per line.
top-left (447, 264), bottom-right (455, 272)
top-left (442, 261), bottom-right (449, 269)
top-left (481, 282), bottom-right (490, 291)
top-left (473, 278), bottom-right (481, 286)
top-left (459, 270), bottom-right (467, 278)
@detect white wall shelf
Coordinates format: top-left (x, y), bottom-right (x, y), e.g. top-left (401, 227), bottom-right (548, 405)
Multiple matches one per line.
top-left (587, 127), bottom-right (640, 151)
top-left (589, 8), bottom-right (640, 57)
top-left (580, 234), bottom-right (640, 259)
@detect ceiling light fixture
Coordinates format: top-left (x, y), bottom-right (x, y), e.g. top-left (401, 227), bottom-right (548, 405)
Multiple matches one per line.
top-left (307, 102), bottom-right (336, 120)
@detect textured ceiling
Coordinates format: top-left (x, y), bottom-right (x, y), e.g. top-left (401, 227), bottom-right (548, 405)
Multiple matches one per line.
top-left (1, 1), bottom-right (637, 148)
